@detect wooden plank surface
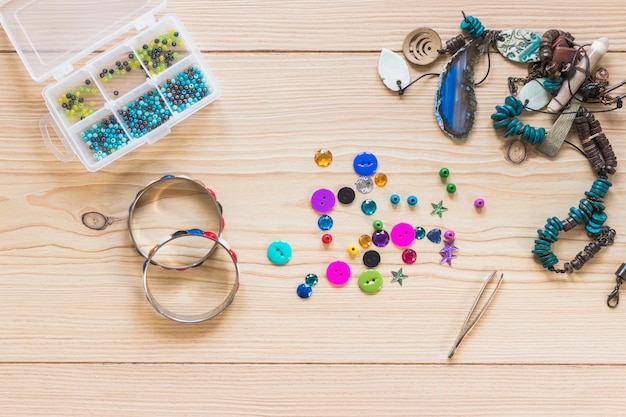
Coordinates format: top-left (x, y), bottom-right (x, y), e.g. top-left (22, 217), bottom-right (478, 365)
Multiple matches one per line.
top-left (1, 0), bottom-right (626, 414)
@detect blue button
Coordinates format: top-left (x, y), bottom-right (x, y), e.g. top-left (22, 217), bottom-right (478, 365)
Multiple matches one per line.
top-left (267, 240), bottom-right (292, 265)
top-left (353, 152), bottom-right (378, 176)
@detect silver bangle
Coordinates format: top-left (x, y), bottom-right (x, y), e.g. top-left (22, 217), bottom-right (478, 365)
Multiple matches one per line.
top-left (128, 175), bottom-right (224, 269)
top-left (143, 229), bottom-right (239, 323)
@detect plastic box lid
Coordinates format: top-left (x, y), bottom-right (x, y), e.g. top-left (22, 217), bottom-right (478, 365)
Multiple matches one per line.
top-left (0, 0), bottom-right (167, 83)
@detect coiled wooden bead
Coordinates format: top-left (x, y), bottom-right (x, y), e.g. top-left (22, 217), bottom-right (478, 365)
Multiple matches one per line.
top-left (586, 111), bottom-right (617, 175)
top-left (539, 29), bottom-right (563, 64)
top-left (575, 108), bottom-right (605, 174)
top-left (440, 34), bottom-right (466, 55)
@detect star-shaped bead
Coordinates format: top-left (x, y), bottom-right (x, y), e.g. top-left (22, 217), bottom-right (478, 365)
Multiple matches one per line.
top-left (391, 268), bottom-right (408, 286)
top-left (431, 200), bottom-right (448, 217)
top-left (439, 239), bottom-right (458, 266)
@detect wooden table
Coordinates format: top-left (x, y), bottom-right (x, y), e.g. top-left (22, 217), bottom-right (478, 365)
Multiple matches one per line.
top-left (2, 1), bottom-right (626, 415)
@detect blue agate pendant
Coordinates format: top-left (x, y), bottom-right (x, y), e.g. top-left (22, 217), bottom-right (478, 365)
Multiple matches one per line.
top-left (434, 37), bottom-right (485, 140)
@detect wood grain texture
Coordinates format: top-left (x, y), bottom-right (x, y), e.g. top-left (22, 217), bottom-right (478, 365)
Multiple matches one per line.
top-left (1, 1), bottom-right (626, 415)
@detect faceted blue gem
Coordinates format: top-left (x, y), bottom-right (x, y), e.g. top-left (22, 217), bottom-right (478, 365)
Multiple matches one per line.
top-left (435, 37), bottom-right (485, 140)
top-left (427, 228), bottom-right (442, 244)
top-left (318, 214), bottom-right (334, 231)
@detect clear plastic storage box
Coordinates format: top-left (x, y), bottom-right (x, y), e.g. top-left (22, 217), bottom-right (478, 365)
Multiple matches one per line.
top-left (0, 0), bottom-right (221, 171)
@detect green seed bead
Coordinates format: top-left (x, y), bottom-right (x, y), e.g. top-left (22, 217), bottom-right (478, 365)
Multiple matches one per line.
top-left (373, 220), bottom-right (384, 231)
top-left (439, 167), bottom-right (450, 178)
top-left (446, 183), bottom-right (456, 193)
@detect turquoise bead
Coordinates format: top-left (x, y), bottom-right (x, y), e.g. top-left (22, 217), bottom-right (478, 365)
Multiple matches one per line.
top-left (491, 112), bottom-right (508, 121)
top-left (569, 207), bottom-right (584, 224)
top-left (460, 15), bottom-right (485, 38)
top-left (547, 217), bottom-right (563, 231)
top-left (493, 118), bottom-right (510, 129)
top-left (496, 104), bottom-right (516, 117)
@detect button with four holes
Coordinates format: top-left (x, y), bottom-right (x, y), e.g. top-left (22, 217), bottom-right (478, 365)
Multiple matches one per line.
top-left (353, 152), bottom-right (378, 176)
top-left (311, 188), bottom-right (336, 213)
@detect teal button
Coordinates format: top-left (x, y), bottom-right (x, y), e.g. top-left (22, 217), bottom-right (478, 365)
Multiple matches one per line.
top-left (267, 240), bottom-right (292, 265)
top-left (358, 269), bottom-right (383, 294)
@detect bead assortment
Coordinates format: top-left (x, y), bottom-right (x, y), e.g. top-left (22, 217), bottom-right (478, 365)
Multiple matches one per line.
top-left (300, 150), bottom-right (475, 297)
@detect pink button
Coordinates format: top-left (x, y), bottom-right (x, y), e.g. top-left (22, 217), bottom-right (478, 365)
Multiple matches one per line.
top-left (311, 188), bottom-right (336, 213)
top-left (390, 222), bottom-right (415, 247)
top-left (326, 260), bottom-right (351, 286)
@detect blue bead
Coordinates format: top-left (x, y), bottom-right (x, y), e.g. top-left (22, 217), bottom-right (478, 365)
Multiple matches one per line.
top-left (317, 214), bottom-right (334, 230)
top-left (407, 195), bottom-right (418, 206)
top-left (390, 194), bottom-right (400, 204)
top-left (297, 283), bottom-right (313, 298)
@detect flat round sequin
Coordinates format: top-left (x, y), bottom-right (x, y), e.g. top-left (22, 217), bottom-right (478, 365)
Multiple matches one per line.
top-left (363, 250), bottom-right (381, 267)
top-left (358, 269), bottom-right (383, 294)
top-left (414, 226), bottom-right (426, 239)
top-left (326, 260), bottom-right (351, 286)
top-left (311, 188), bottom-right (336, 213)
top-left (361, 199), bottom-right (377, 215)
top-left (337, 187), bottom-right (356, 204)
top-left (402, 249), bottom-right (417, 264)
top-left (359, 234), bottom-right (372, 248)
top-left (353, 152), bottom-right (378, 176)
top-left (390, 222), bottom-right (415, 247)
top-left (372, 230), bottom-right (390, 247)
top-left (314, 148), bottom-right (333, 167)
top-left (297, 283), bottom-right (313, 298)
top-left (318, 214), bottom-right (334, 231)
top-left (355, 176), bottom-right (374, 194)
top-left (374, 172), bottom-right (388, 187)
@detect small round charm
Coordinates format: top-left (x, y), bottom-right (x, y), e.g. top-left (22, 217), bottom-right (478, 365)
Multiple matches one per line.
top-left (402, 27), bottom-right (442, 65)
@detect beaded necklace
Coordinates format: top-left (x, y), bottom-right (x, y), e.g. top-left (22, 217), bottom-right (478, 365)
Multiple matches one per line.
top-left (379, 13), bottom-right (625, 307)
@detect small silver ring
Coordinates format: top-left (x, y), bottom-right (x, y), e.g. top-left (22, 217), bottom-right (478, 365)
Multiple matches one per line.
top-left (143, 229), bottom-right (239, 323)
top-left (128, 175), bottom-right (224, 269)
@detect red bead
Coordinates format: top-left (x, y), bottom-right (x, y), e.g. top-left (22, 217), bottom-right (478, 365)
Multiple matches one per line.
top-left (322, 233), bottom-right (333, 244)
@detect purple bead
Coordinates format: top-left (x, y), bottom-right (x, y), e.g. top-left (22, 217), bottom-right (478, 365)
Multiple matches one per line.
top-left (474, 198), bottom-right (485, 208)
top-left (372, 230), bottom-right (390, 247)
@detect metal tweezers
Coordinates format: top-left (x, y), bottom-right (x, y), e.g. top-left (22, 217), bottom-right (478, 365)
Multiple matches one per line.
top-left (448, 271), bottom-right (504, 359)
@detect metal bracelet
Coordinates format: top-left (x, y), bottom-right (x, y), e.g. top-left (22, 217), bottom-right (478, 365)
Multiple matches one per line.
top-left (128, 175), bottom-right (224, 269)
top-left (143, 229), bottom-right (239, 323)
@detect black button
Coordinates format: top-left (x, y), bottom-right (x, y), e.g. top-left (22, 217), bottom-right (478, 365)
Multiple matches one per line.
top-left (363, 250), bottom-right (381, 268)
top-left (337, 187), bottom-right (356, 204)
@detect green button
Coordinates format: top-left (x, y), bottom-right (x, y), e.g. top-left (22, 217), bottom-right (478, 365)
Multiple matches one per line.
top-left (267, 240), bottom-right (292, 265)
top-left (358, 269), bottom-right (383, 294)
